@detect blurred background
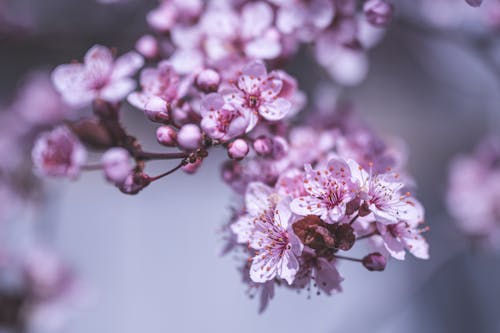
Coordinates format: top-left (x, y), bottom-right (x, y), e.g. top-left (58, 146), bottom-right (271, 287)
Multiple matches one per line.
top-left (1, 0), bottom-right (499, 332)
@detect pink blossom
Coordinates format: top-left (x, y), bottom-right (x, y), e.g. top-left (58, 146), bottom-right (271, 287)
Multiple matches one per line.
top-left (10, 71), bottom-right (68, 125)
top-left (102, 148), bottom-right (133, 186)
top-left (52, 45), bottom-right (144, 107)
top-left (245, 192), bottom-right (302, 285)
top-left (228, 139), bottom-right (249, 160)
top-left (200, 93), bottom-right (249, 141)
top-left (376, 209), bottom-right (429, 261)
top-left (201, 2), bottom-right (281, 61)
top-left (224, 60), bottom-right (292, 132)
top-left (290, 158), bottom-right (357, 223)
top-left (363, 0), bottom-right (394, 27)
top-left (177, 124), bottom-right (201, 150)
top-left (127, 61), bottom-right (179, 122)
top-left (348, 160), bottom-right (422, 225)
top-left (276, 0), bottom-right (335, 42)
top-left (32, 126), bottom-right (87, 179)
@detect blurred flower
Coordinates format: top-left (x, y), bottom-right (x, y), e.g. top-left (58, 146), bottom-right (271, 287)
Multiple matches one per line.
top-left (52, 45), bottom-right (144, 107)
top-left (32, 126), bottom-right (87, 179)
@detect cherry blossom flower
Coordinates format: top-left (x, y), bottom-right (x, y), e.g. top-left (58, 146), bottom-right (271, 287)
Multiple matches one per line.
top-left (248, 195), bottom-right (302, 285)
top-left (375, 201), bottom-right (429, 261)
top-left (290, 158), bottom-right (357, 223)
top-left (200, 93), bottom-right (249, 141)
top-left (224, 60), bottom-right (292, 132)
top-left (127, 61), bottom-right (179, 122)
top-left (201, 2), bottom-right (281, 61)
top-left (52, 45), bottom-right (144, 107)
top-left (348, 160), bottom-right (422, 225)
top-left (275, 0), bottom-right (335, 42)
top-left (32, 126), bottom-right (87, 179)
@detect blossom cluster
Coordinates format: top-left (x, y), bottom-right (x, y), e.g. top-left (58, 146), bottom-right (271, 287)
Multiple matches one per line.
top-left (27, 0), bottom-right (432, 313)
top-left (222, 107), bottom-right (429, 311)
top-left (447, 136), bottom-right (500, 249)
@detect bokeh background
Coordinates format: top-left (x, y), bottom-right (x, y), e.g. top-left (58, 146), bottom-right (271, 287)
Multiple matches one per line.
top-left (1, 0), bottom-right (499, 332)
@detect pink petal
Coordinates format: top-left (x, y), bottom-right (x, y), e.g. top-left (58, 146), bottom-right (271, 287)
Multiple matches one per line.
top-left (245, 182), bottom-right (274, 216)
top-left (277, 250), bottom-right (299, 285)
top-left (100, 78), bottom-right (136, 102)
top-left (290, 196), bottom-right (328, 220)
top-left (241, 2), bottom-right (273, 38)
top-left (259, 97), bottom-right (290, 121)
top-left (111, 51), bottom-right (144, 80)
top-left (84, 45), bottom-right (113, 80)
top-left (51, 64), bottom-right (95, 107)
top-left (242, 60), bottom-right (267, 78)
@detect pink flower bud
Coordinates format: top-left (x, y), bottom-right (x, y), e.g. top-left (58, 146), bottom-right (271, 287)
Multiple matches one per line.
top-left (363, 0), bottom-right (393, 27)
top-left (196, 69), bottom-right (220, 92)
top-left (177, 124), bottom-right (201, 150)
top-left (135, 35), bottom-right (159, 59)
top-left (227, 139), bottom-right (249, 161)
top-left (253, 136), bottom-right (273, 156)
top-left (362, 252), bottom-right (387, 271)
top-left (102, 148), bottom-right (132, 185)
top-left (119, 172), bottom-right (151, 195)
top-left (156, 126), bottom-right (177, 146)
top-left (182, 158), bottom-right (202, 174)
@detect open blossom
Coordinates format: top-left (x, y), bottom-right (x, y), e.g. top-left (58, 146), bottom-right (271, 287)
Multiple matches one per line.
top-left (202, 2), bottom-right (281, 61)
top-left (32, 126), bottom-right (87, 179)
top-left (231, 183), bottom-right (302, 284)
top-left (224, 60), bottom-right (292, 132)
top-left (376, 219), bottom-right (429, 260)
top-left (447, 137), bottom-right (500, 245)
top-left (127, 61), bottom-right (179, 122)
top-left (348, 160), bottom-right (422, 225)
top-left (275, 0), bottom-right (335, 42)
top-left (200, 93), bottom-right (249, 141)
top-left (290, 158), bottom-right (357, 223)
top-left (52, 45), bottom-right (144, 107)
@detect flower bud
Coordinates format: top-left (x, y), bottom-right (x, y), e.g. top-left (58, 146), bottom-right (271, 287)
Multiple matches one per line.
top-left (102, 148), bottom-right (132, 186)
top-left (196, 69), bottom-right (220, 92)
top-left (182, 158), bottom-right (202, 174)
top-left (177, 124), bottom-right (201, 150)
top-left (227, 139), bottom-right (249, 161)
top-left (362, 252), bottom-right (387, 271)
top-left (253, 136), bottom-right (273, 157)
top-left (363, 0), bottom-right (393, 27)
top-left (156, 126), bottom-right (177, 146)
top-left (119, 172), bottom-right (151, 195)
top-left (135, 35), bottom-right (159, 59)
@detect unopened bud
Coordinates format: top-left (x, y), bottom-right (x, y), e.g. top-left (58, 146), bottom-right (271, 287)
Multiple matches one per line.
top-left (363, 0), bottom-right (393, 27)
top-left (156, 126), bottom-right (177, 146)
top-left (177, 124), bottom-right (201, 150)
top-left (362, 252), bottom-right (387, 271)
top-left (228, 139), bottom-right (249, 160)
top-left (196, 69), bottom-right (220, 92)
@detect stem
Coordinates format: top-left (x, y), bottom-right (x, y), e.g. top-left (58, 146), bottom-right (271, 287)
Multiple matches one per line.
top-left (136, 151), bottom-right (189, 161)
top-left (333, 255), bottom-right (363, 263)
top-left (150, 162), bottom-right (185, 181)
top-left (349, 213), bottom-right (359, 225)
top-left (356, 231), bottom-right (378, 240)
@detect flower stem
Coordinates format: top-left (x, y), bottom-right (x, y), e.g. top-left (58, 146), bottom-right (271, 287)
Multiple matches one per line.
top-left (136, 151), bottom-right (189, 161)
top-left (333, 255), bottom-right (363, 263)
top-left (356, 231), bottom-right (378, 240)
top-left (81, 164), bottom-right (103, 171)
top-left (150, 162), bottom-right (185, 181)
